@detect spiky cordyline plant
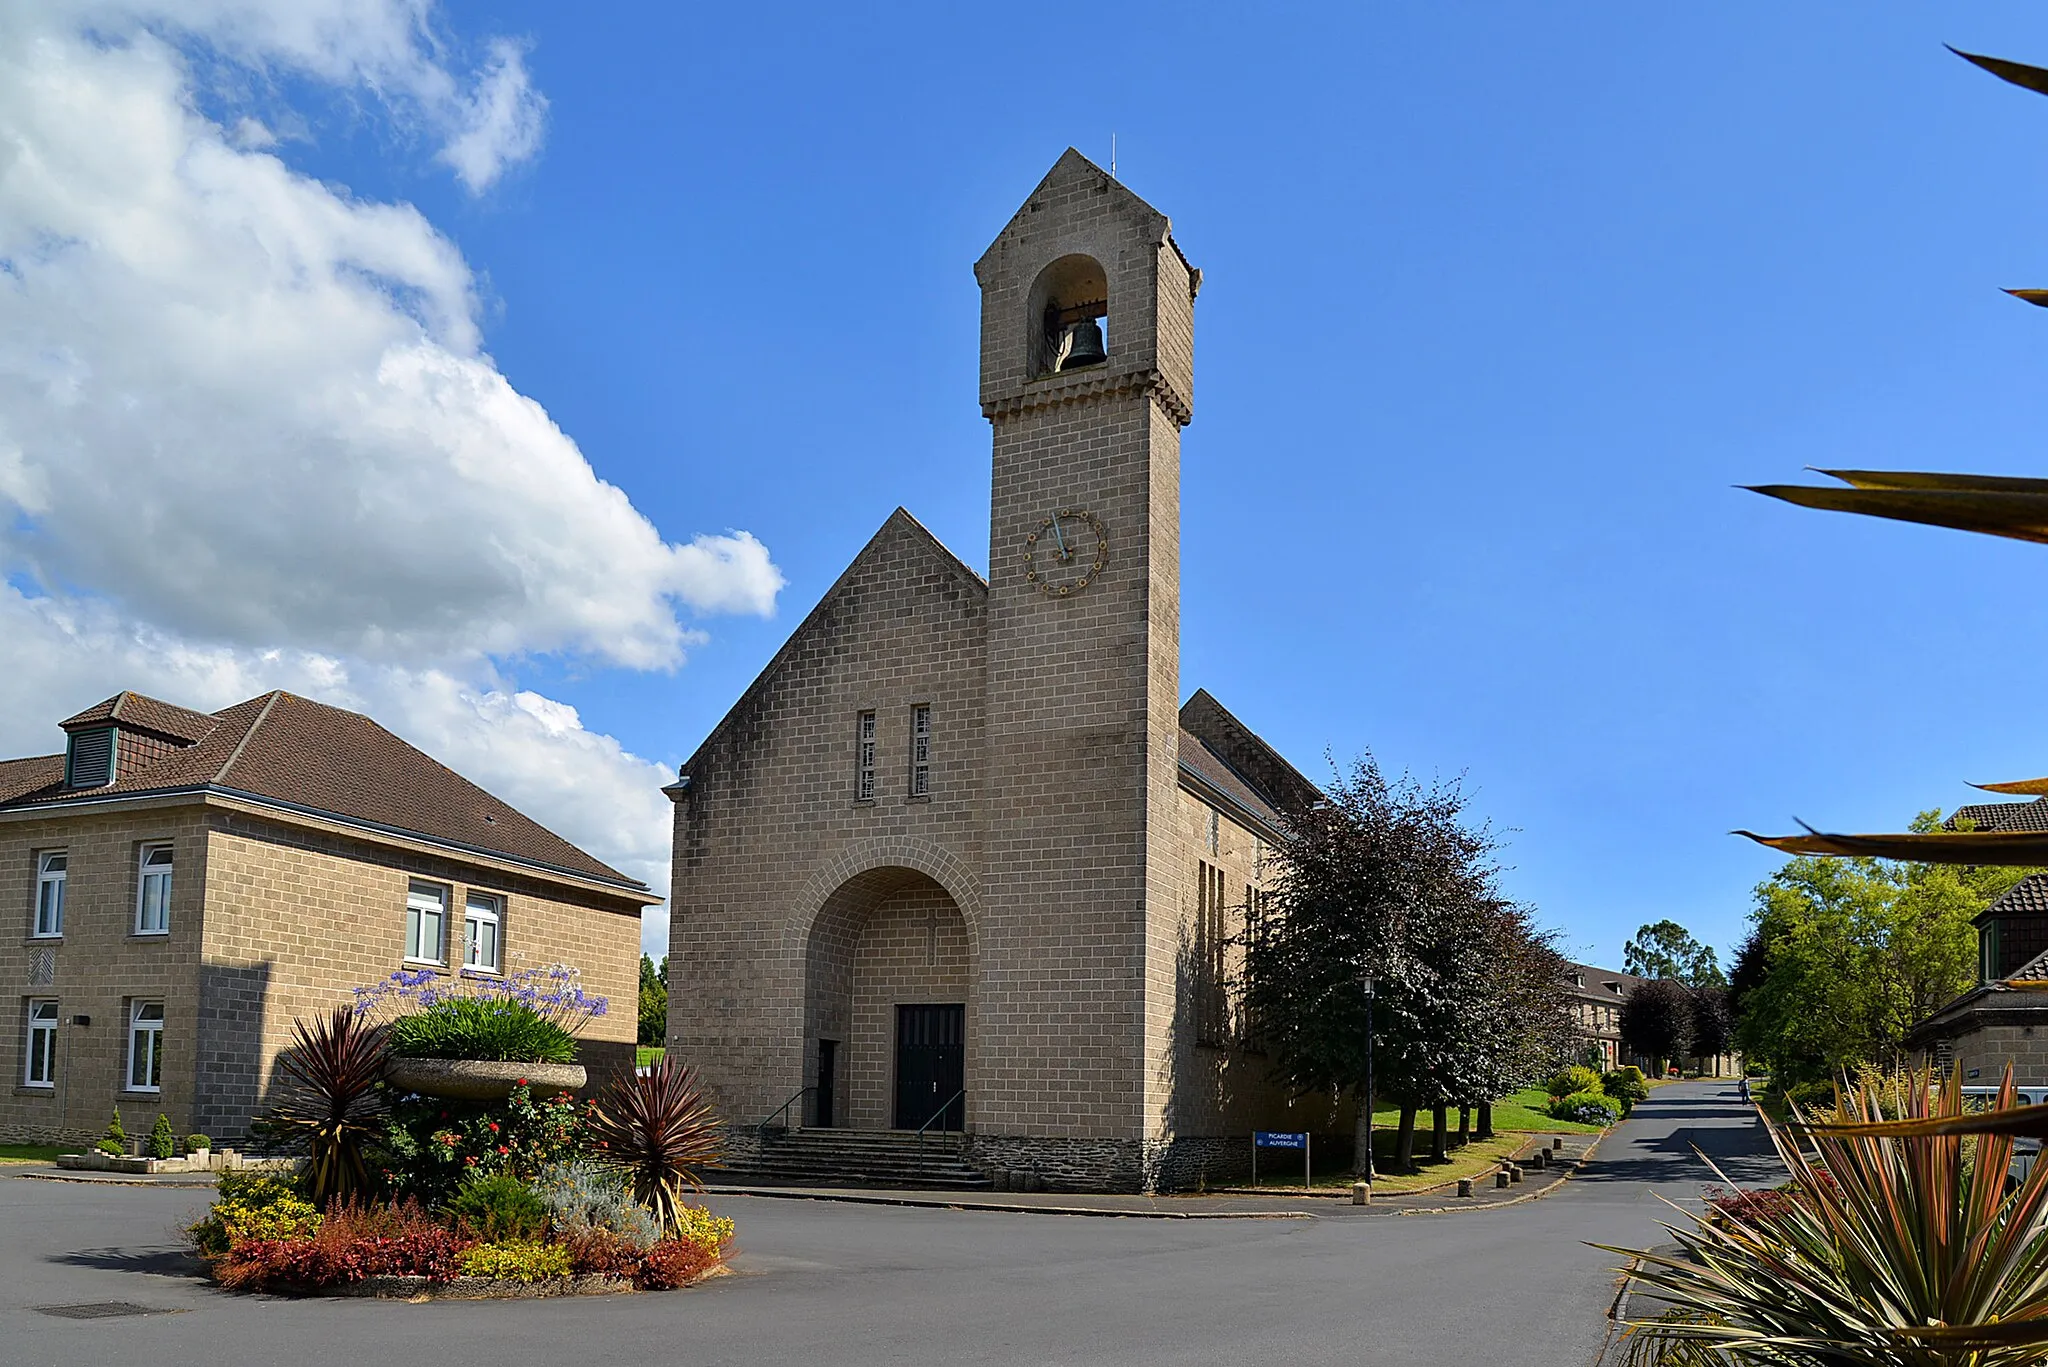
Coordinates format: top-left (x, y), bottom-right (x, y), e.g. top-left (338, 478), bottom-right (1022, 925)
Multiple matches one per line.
top-left (1609, 1068), bottom-right (2048, 1366)
top-left (588, 1057), bottom-right (724, 1237)
top-left (262, 1006), bottom-right (388, 1207)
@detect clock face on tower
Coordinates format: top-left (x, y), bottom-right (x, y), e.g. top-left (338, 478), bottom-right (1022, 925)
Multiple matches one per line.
top-left (1022, 509), bottom-right (1109, 597)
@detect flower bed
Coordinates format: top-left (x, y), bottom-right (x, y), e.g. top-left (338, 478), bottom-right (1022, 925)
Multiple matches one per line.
top-left (189, 968), bottom-right (730, 1300)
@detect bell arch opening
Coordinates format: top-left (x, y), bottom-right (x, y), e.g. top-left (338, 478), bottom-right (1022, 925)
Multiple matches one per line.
top-left (802, 867), bottom-right (973, 1131)
top-left (1028, 252), bottom-right (1109, 378)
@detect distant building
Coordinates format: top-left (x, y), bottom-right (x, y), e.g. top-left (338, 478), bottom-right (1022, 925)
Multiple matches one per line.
top-left (1561, 961), bottom-right (1736, 1076)
top-left (0, 690), bottom-right (654, 1147)
top-left (1564, 962), bottom-right (1645, 1071)
top-left (1907, 870), bottom-right (2048, 1086)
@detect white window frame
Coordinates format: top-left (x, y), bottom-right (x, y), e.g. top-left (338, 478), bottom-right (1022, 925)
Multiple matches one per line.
top-left (24, 999), bottom-right (57, 1088)
top-left (909, 705), bottom-right (932, 798)
top-left (855, 711), bottom-right (877, 801)
top-left (404, 882), bottom-right (448, 965)
top-left (33, 851), bottom-right (66, 938)
top-left (464, 892), bottom-right (502, 973)
top-left (127, 1001), bottom-right (163, 1093)
top-left (135, 843), bottom-right (173, 936)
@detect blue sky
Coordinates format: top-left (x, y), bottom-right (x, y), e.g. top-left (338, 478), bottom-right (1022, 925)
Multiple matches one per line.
top-left (10, 2), bottom-right (2048, 964)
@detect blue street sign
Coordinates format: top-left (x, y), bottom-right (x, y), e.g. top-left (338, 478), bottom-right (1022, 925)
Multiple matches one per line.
top-left (1254, 1131), bottom-right (1307, 1149)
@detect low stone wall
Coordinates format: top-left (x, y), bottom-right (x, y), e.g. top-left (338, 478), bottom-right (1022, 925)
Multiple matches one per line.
top-left (0, 1120), bottom-right (93, 1147)
top-left (963, 1134), bottom-right (1145, 1193)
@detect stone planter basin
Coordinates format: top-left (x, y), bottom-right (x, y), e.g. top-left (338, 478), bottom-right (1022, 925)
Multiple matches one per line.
top-left (384, 1057), bottom-right (585, 1101)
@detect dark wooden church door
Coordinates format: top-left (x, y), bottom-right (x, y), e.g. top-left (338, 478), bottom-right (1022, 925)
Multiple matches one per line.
top-left (893, 1003), bottom-right (964, 1130)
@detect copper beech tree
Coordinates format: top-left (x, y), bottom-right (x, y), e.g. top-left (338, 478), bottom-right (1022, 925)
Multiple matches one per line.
top-left (1241, 755), bottom-right (1571, 1175)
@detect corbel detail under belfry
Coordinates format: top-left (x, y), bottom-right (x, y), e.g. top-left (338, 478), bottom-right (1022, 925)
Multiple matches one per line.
top-left (982, 366), bottom-right (1192, 428)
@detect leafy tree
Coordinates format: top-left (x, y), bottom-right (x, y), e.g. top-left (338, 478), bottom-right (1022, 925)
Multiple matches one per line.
top-left (1623, 919), bottom-right (1726, 987)
top-left (1689, 983), bottom-right (1732, 1068)
top-left (1620, 977), bottom-right (1694, 1075)
top-left (638, 953), bottom-right (668, 1048)
top-left (1733, 811), bottom-right (2032, 1085)
top-left (1242, 755), bottom-right (1568, 1174)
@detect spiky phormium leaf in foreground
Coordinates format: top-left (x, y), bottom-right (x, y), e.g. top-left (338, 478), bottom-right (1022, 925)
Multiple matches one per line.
top-left (588, 1057), bottom-right (724, 1237)
top-left (1607, 1068), bottom-right (2048, 1366)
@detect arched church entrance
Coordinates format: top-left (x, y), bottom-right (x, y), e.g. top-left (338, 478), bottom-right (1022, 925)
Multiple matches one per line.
top-left (802, 867), bottom-right (972, 1132)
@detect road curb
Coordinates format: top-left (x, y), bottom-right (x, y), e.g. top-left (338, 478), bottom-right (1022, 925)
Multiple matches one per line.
top-left (1380, 1130), bottom-right (1607, 1216)
top-left (700, 1186), bottom-right (1317, 1219)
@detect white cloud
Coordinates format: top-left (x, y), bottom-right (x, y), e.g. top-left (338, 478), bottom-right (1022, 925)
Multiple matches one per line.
top-left (0, 1), bottom-right (769, 956)
top-left (439, 39), bottom-right (547, 193)
top-left (0, 7), bottom-right (781, 669)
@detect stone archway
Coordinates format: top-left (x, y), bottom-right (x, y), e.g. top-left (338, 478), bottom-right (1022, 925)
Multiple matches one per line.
top-left (802, 867), bottom-right (972, 1131)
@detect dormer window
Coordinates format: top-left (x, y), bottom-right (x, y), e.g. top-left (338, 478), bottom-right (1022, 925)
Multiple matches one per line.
top-left (64, 727), bottom-right (115, 789)
top-left (1572, 973), bottom-right (1584, 988)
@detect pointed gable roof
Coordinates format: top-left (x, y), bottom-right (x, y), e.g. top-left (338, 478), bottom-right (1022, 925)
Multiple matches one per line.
top-left (681, 507), bottom-right (987, 776)
top-left (974, 148), bottom-right (1173, 275)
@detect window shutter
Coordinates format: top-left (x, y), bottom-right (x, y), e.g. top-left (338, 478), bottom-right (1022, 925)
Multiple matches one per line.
top-left (65, 728), bottom-right (115, 788)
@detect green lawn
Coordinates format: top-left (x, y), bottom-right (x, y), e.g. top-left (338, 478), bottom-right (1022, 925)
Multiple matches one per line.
top-left (0, 1143), bottom-right (62, 1164)
top-left (635, 1046), bottom-right (666, 1068)
top-left (1488, 1087), bottom-right (1608, 1134)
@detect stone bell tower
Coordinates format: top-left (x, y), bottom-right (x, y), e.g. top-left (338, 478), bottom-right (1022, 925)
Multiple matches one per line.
top-left (971, 149), bottom-right (1199, 1172)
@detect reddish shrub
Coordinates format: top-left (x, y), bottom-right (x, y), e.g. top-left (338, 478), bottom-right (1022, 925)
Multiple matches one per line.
top-left (634, 1237), bottom-right (717, 1290)
top-left (561, 1227), bottom-right (643, 1279)
top-left (215, 1197), bottom-right (474, 1290)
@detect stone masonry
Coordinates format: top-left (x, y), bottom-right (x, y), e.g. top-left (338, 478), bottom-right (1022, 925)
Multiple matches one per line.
top-left (668, 151), bottom-right (1318, 1190)
top-left (3, 783), bottom-right (645, 1147)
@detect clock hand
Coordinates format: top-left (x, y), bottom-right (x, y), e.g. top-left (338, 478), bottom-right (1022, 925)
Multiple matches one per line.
top-left (1050, 513), bottom-right (1070, 559)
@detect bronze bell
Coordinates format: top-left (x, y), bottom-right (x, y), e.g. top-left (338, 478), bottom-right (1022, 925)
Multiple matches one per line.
top-left (1060, 316), bottom-right (1106, 370)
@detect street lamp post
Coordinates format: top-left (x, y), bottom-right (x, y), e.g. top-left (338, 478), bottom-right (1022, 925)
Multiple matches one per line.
top-left (1361, 974), bottom-right (1377, 1184)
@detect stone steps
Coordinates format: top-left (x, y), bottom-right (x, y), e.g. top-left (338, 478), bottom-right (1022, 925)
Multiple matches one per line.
top-left (716, 1128), bottom-right (991, 1190)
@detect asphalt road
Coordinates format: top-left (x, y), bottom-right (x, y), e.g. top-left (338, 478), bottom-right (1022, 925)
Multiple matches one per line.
top-left (0, 1078), bottom-right (1777, 1367)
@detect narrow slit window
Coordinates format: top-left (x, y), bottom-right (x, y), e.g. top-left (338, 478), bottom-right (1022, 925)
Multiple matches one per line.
top-left (464, 892), bottom-right (502, 973)
top-left (25, 999), bottom-right (57, 1087)
top-left (855, 711), bottom-right (877, 801)
top-left (128, 1001), bottom-right (163, 1092)
top-left (910, 705), bottom-right (932, 797)
top-left (34, 852), bottom-right (66, 938)
top-left (136, 843), bottom-right (173, 935)
top-left (405, 882), bottom-right (447, 964)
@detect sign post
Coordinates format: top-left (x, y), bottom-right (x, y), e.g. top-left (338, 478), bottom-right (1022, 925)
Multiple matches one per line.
top-left (1254, 1131), bottom-right (1311, 1189)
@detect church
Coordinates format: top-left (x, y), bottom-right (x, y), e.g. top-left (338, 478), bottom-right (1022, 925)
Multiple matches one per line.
top-left (666, 151), bottom-right (1326, 1192)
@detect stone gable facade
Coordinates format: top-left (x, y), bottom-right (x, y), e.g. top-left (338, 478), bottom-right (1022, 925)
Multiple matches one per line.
top-left (668, 152), bottom-right (1322, 1191)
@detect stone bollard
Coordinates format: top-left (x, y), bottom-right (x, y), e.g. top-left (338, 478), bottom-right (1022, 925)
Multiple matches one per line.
top-left (1551, 1137), bottom-right (1563, 1152)
top-left (1457, 1178), bottom-right (1474, 1198)
top-left (1495, 1169), bottom-right (1510, 1189)
top-left (1024, 1172), bottom-right (1047, 1193)
top-left (992, 1169), bottom-right (1012, 1192)
top-left (1534, 1149), bottom-right (1548, 1170)
top-left (1351, 1181), bottom-right (1371, 1206)
top-left (1509, 1164), bottom-right (1523, 1184)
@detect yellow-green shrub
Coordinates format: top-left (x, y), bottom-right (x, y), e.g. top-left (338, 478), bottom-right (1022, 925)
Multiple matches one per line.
top-left (188, 1172), bottom-right (322, 1256)
top-left (670, 1204), bottom-right (735, 1252)
top-left (458, 1240), bottom-right (575, 1282)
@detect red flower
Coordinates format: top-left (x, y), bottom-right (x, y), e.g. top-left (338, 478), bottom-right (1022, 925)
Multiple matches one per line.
top-left (516, 1078), bottom-right (528, 1087)
top-left (487, 1122), bottom-right (499, 1132)
top-left (465, 1155), bottom-right (478, 1166)
top-left (496, 1145), bottom-right (509, 1155)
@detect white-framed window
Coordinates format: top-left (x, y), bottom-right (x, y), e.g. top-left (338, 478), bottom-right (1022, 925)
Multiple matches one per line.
top-left (135, 843), bottom-right (173, 935)
top-left (24, 999), bottom-right (57, 1087)
top-left (127, 1001), bottom-right (163, 1092)
top-left (855, 711), bottom-right (877, 801)
top-left (464, 892), bottom-right (502, 973)
top-left (910, 704), bottom-right (932, 797)
top-left (33, 851), bottom-right (66, 938)
top-left (404, 882), bottom-right (447, 964)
